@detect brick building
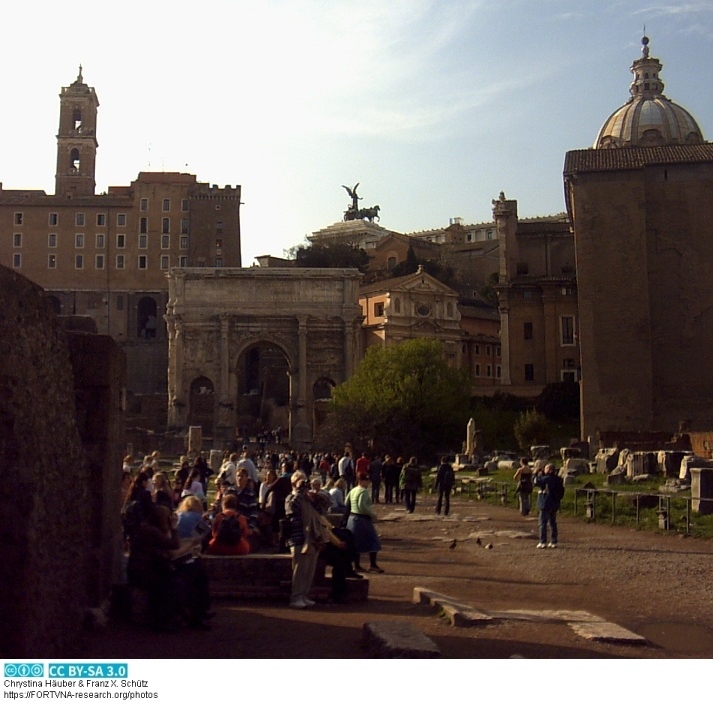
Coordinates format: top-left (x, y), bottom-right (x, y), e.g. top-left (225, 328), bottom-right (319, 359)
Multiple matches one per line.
top-left (0, 69), bottom-right (241, 402)
top-left (564, 37), bottom-right (713, 441)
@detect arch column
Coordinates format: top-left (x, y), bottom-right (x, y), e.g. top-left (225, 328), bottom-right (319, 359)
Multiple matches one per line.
top-left (291, 315), bottom-right (312, 445)
top-left (166, 314), bottom-right (187, 427)
top-left (217, 314), bottom-right (233, 428)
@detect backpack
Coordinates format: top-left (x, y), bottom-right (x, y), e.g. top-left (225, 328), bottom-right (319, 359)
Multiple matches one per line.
top-left (549, 475), bottom-right (565, 502)
top-left (216, 512), bottom-right (243, 545)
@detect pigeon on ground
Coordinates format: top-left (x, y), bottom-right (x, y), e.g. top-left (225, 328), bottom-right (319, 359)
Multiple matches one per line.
top-left (475, 537), bottom-right (482, 546)
top-left (448, 539), bottom-right (457, 550)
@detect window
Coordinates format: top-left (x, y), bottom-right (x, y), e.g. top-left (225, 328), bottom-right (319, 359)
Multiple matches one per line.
top-left (116, 254), bottom-right (125, 269)
top-left (162, 218), bottom-right (170, 234)
top-left (474, 344), bottom-right (480, 355)
top-left (95, 254), bottom-right (105, 269)
top-left (75, 233), bottom-right (84, 248)
top-left (496, 346), bottom-right (501, 357)
top-left (486, 365), bottom-right (492, 377)
top-left (374, 302), bottom-right (384, 317)
top-left (486, 230), bottom-right (494, 240)
top-left (13, 233), bottom-right (22, 247)
top-left (12, 253), bottom-right (21, 268)
top-left (139, 217), bottom-right (148, 234)
top-left (116, 295), bottom-right (124, 311)
top-left (180, 236), bottom-right (189, 250)
top-left (48, 254), bottom-right (57, 269)
top-left (561, 315), bottom-right (575, 345)
top-left (387, 256), bottom-right (397, 271)
top-left (160, 255), bottom-right (170, 270)
top-left (181, 218), bottom-right (189, 234)
top-left (523, 290), bottom-right (533, 299)
top-left (394, 298), bottom-right (401, 313)
top-left (215, 257), bottom-right (223, 267)
top-left (561, 370), bottom-right (577, 383)
top-left (162, 198), bottom-right (170, 212)
top-left (474, 363), bottom-right (481, 377)
top-left (140, 198), bottom-right (148, 211)
top-left (14, 213), bottom-right (23, 225)
top-left (216, 220), bottom-right (223, 231)
top-left (161, 235), bottom-right (170, 249)
top-left (49, 213), bottom-right (58, 226)
top-left (215, 238), bottom-right (223, 248)
top-left (524, 322), bottom-right (533, 340)
top-left (117, 213), bottom-right (127, 227)
top-left (447, 302), bottom-right (454, 316)
top-left (138, 255), bottom-right (148, 270)
top-left (524, 364), bottom-right (535, 382)
top-left (75, 254), bottom-right (84, 269)
top-left (116, 234), bottom-right (125, 249)
top-left (516, 262), bottom-right (529, 275)
top-left (48, 233), bottom-right (57, 247)
top-left (139, 235), bottom-right (148, 249)
top-left (179, 256), bottom-right (187, 267)
top-left (75, 213), bottom-right (85, 226)
top-left (96, 234), bottom-right (105, 248)
top-left (496, 365), bottom-right (501, 378)
top-left (562, 358), bottom-right (576, 369)
top-left (96, 213), bottom-right (106, 226)
top-left (181, 198), bottom-right (189, 212)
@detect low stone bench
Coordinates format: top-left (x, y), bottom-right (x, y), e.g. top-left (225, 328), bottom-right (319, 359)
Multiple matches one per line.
top-left (202, 553), bottom-right (368, 602)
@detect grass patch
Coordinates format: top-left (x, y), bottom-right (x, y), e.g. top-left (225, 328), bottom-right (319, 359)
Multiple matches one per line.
top-left (453, 468), bottom-right (713, 539)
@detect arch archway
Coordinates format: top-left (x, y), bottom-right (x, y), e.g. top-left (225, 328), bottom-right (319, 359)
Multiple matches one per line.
top-left (188, 376), bottom-right (215, 435)
top-left (235, 341), bottom-right (291, 438)
top-left (313, 377), bottom-right (335, 431)
top-left (46, 295), bottom-right (62, 315)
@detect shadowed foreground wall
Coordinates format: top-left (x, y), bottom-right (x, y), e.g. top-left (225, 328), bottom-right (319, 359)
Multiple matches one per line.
top-left (0, 266), bottom-right (124, 657)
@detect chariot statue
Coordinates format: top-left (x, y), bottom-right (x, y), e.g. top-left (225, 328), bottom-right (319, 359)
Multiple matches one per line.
top-left (342, 183), bottom-right (381, 222)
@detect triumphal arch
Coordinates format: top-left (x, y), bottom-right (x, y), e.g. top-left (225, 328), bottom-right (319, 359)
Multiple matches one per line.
top-left (165, 267), bottom-right (363, 446)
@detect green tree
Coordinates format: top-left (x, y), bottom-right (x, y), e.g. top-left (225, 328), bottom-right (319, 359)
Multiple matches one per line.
top-left (513, 408), bottom-right (551, 451)
top-left (391, 246), bottom-right (455, 286)
top-left (289, 242), bottom-right (370, 272)
top-left (317, 339), bottom-right (471, 460)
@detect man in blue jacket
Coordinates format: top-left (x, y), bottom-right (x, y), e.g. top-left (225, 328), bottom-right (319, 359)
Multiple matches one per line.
top-left (533, 463), bottom-right (563, 549)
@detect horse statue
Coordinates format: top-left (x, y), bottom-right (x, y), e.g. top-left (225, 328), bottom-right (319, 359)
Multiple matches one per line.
top-left (359, 205), bottom-right (380, 222)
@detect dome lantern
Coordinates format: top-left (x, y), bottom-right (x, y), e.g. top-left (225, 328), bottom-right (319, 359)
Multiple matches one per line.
top-left (594, 36), bottom-right (704, 149)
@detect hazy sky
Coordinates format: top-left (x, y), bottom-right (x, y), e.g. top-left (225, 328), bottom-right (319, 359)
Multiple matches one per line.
top-left (2, 1), bottom-right (712, 264)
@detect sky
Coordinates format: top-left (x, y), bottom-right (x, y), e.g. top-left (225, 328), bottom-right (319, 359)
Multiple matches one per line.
top-left (2, 0), bottom-right (712, 265)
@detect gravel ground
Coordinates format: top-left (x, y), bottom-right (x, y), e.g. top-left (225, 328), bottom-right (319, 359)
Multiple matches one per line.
top-left (82, 491), bottom-right (713, 659)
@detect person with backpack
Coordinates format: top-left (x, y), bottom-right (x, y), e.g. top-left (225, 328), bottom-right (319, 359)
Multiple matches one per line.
top-left (206, 493), bottom-right (250, 555)
top-left (434, 456), bottom-right (455, 516)
top-left (533, 463), bottom-right (564, 549)
top-left (513, 457), bottom-right (534, 517)
top-left (400, 456), bottom-right (423, 514)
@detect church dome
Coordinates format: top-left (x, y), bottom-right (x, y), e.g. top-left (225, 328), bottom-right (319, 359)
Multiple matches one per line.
top-left (594, 36), bottom-right (704, 149)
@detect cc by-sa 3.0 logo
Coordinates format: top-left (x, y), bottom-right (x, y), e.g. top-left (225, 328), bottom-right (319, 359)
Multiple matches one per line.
top-left (4, 664), bottom-right (45, 677)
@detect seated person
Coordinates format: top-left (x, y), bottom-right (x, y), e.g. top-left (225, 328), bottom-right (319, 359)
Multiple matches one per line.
top-left (328, 478), bottom-right (348, 514)
top-left (176, 495), bottom-right (211, 547)
top-left (206, 494), bottom-right (250, 555)
top-left (310, 477), bottom-right (336, 511)
top-left (127, 504), bottom-right (211, 630)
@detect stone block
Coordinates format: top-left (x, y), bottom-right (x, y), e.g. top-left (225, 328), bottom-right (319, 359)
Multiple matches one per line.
top-left (362, 621), bottom-right (441, 658)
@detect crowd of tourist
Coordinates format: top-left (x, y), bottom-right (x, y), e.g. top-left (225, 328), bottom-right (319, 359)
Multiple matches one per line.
top-left (120, 445), bottom-right (437, 627)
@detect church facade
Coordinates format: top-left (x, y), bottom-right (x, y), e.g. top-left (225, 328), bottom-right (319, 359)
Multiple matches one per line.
top-left (564, 37), bottom-right (713, 442)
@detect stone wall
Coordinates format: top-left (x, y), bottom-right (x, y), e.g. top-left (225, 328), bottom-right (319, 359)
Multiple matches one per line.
top-left (0, 266), bottom-right (124, 657)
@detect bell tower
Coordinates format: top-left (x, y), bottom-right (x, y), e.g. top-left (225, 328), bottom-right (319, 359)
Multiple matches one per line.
top-left (55, 66), bottom-right (99, 197)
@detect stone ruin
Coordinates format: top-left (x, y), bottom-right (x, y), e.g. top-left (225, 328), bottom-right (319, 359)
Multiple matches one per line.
top-left (0, 265), bottom-right (125, 657)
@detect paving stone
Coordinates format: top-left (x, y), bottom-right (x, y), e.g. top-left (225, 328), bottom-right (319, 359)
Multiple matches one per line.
top-left (363, 621), bottom-right (441, 658)
top-left (496, 609), bottom-right (605, 623)
top-left (568, 621), bottom-right (648, 645)
top-left (440, 603), bottom-right (493, 627)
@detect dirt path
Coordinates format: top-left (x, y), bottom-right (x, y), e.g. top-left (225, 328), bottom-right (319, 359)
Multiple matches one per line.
top-left (83, 493), bottom-right (713, 658)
